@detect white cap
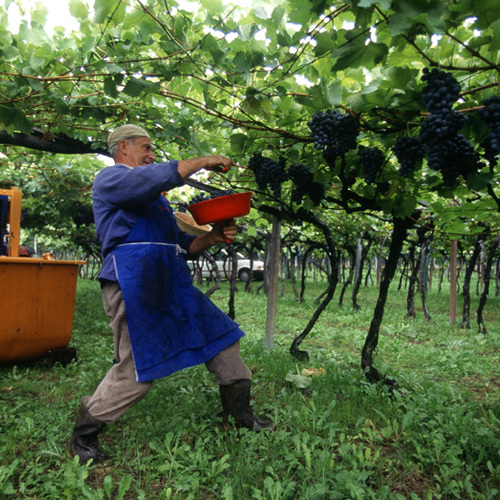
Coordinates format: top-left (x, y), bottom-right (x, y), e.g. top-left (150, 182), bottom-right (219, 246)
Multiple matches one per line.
top-left (107, 124), bottom-right (150, 151)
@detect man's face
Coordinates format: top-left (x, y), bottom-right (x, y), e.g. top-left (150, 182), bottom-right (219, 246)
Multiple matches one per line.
top-left (121, 137), bottom-right (156, 167)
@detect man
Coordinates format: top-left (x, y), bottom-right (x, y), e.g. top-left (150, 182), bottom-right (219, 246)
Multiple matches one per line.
top-left (68, 124), bottom-right (272, 465)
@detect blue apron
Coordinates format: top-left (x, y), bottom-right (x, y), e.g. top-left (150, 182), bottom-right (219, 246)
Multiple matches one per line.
top-left (111, 197), bottom-right (245, 382)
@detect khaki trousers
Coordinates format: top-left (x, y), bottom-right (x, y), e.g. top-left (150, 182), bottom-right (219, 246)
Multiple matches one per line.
top-left (85, 281), bottom-right (251, 424)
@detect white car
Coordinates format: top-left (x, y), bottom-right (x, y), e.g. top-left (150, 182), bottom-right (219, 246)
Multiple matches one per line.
top-left (189, 252), bottom-right (265, 282)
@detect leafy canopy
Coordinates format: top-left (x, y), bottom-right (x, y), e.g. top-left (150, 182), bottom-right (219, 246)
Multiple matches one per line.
top-left (1, 0), bottom-right (499, 241)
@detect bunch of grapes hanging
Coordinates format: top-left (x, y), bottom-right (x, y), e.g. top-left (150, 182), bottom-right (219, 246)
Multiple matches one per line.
top-left (248, 153), bottom-right (288, 198)
top-left (307, 109), bottom-right (360, 168)
top-left (393, 136), bottom-right (425, 178)
top-left (288, 163), bottom-right (325, 205)
top-left (358, 146), bottom-right (385, 184)
top-left (478, 95), bottom-right (500, 166)
top-left (72, 203), bottom-right (95, 228)
top-left (418, 68), bottom-right (479, 186)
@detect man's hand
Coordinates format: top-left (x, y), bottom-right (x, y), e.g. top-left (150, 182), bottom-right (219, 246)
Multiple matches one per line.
top-left (212, 219), bottom-right (237, 244)
top-left (188, 219), bottom-right (237, 255)
top-left (205, 155), bottom-right (233, 173)
top-left (178, 155), bottom-right (233, 179)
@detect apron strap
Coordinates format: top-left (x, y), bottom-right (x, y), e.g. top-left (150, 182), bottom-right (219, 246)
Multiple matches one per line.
top-left (115, 242), bottom-right (187, 256)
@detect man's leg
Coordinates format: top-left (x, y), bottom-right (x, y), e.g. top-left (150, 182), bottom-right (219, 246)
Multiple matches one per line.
top-left (85, 282), bottom-right (152, 422)
top-left (205, 341), bottom-right (273, 431)
top-left (68, 282), bottom-right (152, 464)
top-left (205, 339), bottom-right (251, 385)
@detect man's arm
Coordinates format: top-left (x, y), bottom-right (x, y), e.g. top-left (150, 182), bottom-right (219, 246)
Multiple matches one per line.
top-left (177, 155), bottom-right (233, 179)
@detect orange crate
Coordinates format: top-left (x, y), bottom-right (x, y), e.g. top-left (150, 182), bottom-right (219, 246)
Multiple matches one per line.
top-left (0, 257), bottom-right (84, 363)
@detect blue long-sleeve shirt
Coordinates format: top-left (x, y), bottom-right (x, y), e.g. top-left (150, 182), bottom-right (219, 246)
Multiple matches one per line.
top-left (92, 161), bottom-right (196, 281)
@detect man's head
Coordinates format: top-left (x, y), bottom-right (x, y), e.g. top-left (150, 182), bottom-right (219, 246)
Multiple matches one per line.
top-left (107, 124), bottom-right (155, 166)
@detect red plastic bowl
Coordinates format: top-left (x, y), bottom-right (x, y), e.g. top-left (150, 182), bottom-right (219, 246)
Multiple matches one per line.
top-left (187, 192), bottom-right (252, 225)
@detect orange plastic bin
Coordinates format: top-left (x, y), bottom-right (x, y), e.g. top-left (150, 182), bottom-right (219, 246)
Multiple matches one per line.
top-left (0, 256), bottom-right (85, 363)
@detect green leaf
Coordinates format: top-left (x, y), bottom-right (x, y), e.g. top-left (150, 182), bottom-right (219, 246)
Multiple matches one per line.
top-left (233, 52), bottom-right (252, 73)
top-left (117, 474), bottom-right (133, 500)
top-left (30, 3), bottom-right (48, 27)
top-left (285, 372), bottom-right (312, 389)
top-left (93, 0), bottom-right (125, 24)
top-left (122, 77), bottom-right (148, 97)
top-left (69, 0), bottom-right (89, 22)
top-left (308, 0), bottom-right (329, 15)
top-left (391, 194), bottom-right (418, 217)
top-left (237, 24), bottom-right (259, 43)
top-left (314, 32), bottom-right (336, 57)
top-left (388, 13), bottom-right (412, 36)
top-left (53, 99), bottom-right (70, 114)
top-left (200, 0), bottom-right (225, 16)
top-left (18, 24), bottom-right (49, 47)
top-left (271, 5), bottom-right (286, 25)
top-left (332, 35), bottom-right (388, 71)
top-left (358, 0), bottom-right (392, 8)
top-left (2, 44), bottom-right (18, 62)
top-left (466, 172), bottom-right (493, 191)
top-left (104, 76), bottom-right (118, 98)
top-left (0, 104), bottom-right (33, 134)
top-left (230, 133), bottom-right (248, 154)
top-left (103, 475), bottom-right (113, 498)
top-left (324, 81), bottom-right (343, 106)
top-left (488, 19), bottom-right (500, 51)
top-left (471, 0), bottom-right (500, 29)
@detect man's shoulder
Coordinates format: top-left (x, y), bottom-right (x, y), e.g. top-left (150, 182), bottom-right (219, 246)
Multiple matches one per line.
top-left (97, 163), bottom-right (130, 174)
top-left (94, 163), bottom-right (130, 181)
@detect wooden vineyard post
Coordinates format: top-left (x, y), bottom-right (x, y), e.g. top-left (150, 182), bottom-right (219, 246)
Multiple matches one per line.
top-left (265, 215), bottom-right (281, 350)
top-left (449, 238), bottom-right (458, 326)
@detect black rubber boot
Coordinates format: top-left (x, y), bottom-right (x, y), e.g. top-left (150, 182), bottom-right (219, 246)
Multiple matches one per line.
top-left (67, 399), bottom-right (110, 466)
top-left (219, 379), bottom-right (273, 431)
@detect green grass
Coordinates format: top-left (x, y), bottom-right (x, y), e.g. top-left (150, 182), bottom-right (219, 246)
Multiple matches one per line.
top-left (1, 278), bottom-right (499, 499)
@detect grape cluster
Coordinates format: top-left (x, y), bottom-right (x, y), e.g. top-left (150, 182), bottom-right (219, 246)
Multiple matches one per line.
top-left (393, 136), bottom-right (425, 177)
top-left (188, 189), bottom-right (235, 206)
top-left (189, 193), bottom-right (210, 204)
top-left (307, 109), bottom-right (359, 167)
top-left (248, 153), bottom-right (288, 197)
top-left (421, 67), bottom-right (461, 113)
top-left (479, 95), bottom-right (500, 163)
top-left (418, 68), bottom-right (478, 186)
top-left (427, 135), bottom-right (479, 186)
top-left (177, 201), bottom-right (188, 213)
top-left (358, 146), bottom-right (385, 184)
top-left (288, 163), bottom-right (325, 205)
top-left (482, 136), bottom-right (499, 165)
top-left (73, 204), bottom-right (94, 227)
top-left (419, 111), bottom-right (467, 143)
